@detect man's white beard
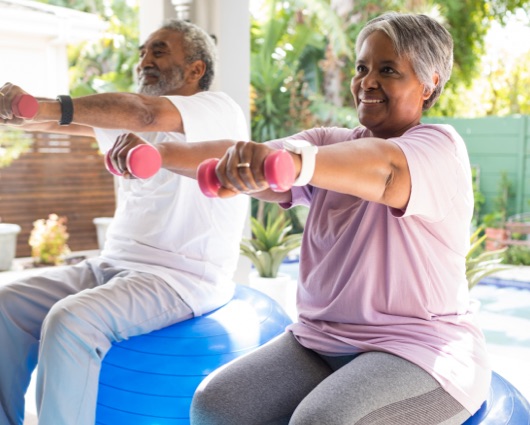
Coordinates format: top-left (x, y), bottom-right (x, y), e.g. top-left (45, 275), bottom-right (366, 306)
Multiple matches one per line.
top-left (136, 67), bottom-right (186, 96)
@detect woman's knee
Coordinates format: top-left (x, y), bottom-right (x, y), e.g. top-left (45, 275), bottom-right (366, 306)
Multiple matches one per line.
top-left (190, 364), bottom-right (244, 425)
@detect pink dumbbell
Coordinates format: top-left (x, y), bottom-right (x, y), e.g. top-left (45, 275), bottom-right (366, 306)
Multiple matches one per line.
top-left (197, 149), bottom-right (296, 198)
top-left (105, 144), bottom-right (162, 179)
top-left (12, 94), bottom-right (39, 119)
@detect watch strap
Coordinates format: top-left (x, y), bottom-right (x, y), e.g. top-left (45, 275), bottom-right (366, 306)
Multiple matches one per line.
top-left (56, 95), bottom-right (73, 126)
top-left (284, 140), bottom-right (318, 186)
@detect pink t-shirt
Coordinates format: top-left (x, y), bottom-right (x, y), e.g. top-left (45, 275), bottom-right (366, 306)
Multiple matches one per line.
top-left (274, 124), bottom-right (490, 414)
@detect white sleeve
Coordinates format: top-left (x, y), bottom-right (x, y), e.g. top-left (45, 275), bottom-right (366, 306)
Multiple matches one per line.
top-left (93, 128), bottom-right (125, 154)
top-left (164, 92), bottom-right (249, 142)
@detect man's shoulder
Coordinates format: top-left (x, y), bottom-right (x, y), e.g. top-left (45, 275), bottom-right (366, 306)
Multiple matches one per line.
top-left (165, 91), bottom-right (241, 111)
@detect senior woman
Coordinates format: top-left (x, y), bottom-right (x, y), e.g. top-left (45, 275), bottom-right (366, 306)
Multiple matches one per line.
top-left (188, 12), bottom-right (490, 425)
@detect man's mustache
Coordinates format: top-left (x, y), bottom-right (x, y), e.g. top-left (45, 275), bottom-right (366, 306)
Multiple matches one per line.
top-left (138, 69), bottom-right (161, 80)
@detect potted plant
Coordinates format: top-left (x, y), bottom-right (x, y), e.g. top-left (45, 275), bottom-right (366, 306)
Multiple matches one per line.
top-left (29, 214), bottom-right (71, 266)
top-left (240, 211), bottom-right (302, 312)
top-left (482, 211), bottom-right (508, 251)
top-left (0, 219), bottom-right (21, 271)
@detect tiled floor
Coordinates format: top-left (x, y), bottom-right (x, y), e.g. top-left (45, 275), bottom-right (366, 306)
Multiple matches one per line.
top-left (0, 263), bottom-right (527, 423)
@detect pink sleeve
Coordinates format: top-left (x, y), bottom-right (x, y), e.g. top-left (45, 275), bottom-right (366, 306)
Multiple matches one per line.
top-left (392, 125), bottom-right (470, 222)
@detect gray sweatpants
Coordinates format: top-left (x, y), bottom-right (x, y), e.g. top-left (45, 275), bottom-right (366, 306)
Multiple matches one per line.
top-left (191, 332), bottom-right (471, 425)
top-left (0, 259), bottom-right (192, 425)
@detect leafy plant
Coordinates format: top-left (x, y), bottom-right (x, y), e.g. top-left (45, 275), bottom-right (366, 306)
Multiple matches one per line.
top-left (466, 226), bottom-right (511, 289)
top-left (29, 214), bottom-right (71, 266)
top-left (480, 171), bottom-right (513, 229)
top-left (482, 211), bottom-right (506, 229)
top-left (503, 246), bottom-right (530, 266)
top-left (37, 0), bottom-right (139, 95)
top-left (240, 212), bottom-right (302, 278)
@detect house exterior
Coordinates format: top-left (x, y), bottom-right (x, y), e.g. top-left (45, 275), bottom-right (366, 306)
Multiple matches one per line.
top-left (0, 0), bottom-right (106, 97)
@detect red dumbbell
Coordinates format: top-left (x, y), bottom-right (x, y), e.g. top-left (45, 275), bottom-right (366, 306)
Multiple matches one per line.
top-left (197, 149), bottom-right (296, 198)
top-left (105, 144), bottom-right (162, 179)
top-left (12, 94), bottom-right (39, 119)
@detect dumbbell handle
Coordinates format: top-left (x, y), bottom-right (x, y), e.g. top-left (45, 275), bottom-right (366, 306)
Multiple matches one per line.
top-left (105, 144), bottom-right (162, 179)
top-left (197, 150), bottom-right (296, 198)
top-left (12, 94), bottom-right (39, 119)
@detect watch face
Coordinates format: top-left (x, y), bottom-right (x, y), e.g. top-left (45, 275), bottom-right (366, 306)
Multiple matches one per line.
top-left (286, 139), bottom-right (310, 149)
top-left (285, 139), bottom-right (312, 153)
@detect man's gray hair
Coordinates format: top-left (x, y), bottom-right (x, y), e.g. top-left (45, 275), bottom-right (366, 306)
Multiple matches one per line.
top-left (161, 19), bottom-right (217, 91)
top-left (356, 12), bottom-right (453, 110)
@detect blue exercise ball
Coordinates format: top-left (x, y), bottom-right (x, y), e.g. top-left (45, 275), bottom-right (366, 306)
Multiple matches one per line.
top-left (463, 371), bottom-right (530, 424)
top-left (95, 285), bottom-right (292, 425)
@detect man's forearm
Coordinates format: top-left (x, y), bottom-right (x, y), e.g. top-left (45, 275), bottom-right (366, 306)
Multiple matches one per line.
top-left (34, 93), bottom-right (183, 134)
top-left (16, 121), bottom-right (95, 137)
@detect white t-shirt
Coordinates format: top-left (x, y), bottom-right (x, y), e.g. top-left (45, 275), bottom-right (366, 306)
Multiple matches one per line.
top-left (93, 91), bottom-right (249, 315)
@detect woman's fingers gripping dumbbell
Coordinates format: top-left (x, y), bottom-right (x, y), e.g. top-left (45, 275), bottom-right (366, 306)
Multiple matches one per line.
top-left (198, 142), bottom-right (296, 198)
top-left (221, 142), bottom-right (272, 193)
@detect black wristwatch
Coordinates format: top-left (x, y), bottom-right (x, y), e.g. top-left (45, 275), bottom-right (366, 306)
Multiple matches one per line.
top-left (56, 95), bottom-right (74, 126)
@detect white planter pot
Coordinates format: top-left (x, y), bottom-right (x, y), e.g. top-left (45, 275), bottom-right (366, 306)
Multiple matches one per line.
top-left (0, 223), bottom-right (21, 271)
top-left (248, 271), bottom-right (296, 318)
top-left (93, 217), bottom-right (113, 251)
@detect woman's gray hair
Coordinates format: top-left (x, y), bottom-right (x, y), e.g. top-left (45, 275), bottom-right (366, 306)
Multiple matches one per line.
top-left (161, 19), bottom-right (217, 91)
top-left (356, 12), bottom-right (453, 110)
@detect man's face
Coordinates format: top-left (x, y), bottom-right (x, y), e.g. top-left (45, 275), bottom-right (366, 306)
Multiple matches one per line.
top-left (136, 29), bottom-right (188, 96)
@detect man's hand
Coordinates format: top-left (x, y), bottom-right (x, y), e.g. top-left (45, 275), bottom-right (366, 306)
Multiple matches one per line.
top-left (107, 132), bottom-right (161, 179)
top-left (0, 83), bottom-right (34, 125)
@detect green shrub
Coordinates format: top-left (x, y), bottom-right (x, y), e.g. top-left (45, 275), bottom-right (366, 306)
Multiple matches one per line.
top-left (503, 246), bottom-right (530, 266)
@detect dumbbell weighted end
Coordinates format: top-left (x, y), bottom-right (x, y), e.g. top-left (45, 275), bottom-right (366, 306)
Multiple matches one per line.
top-left (197, 150), bottom-right (295, 198)
top-left (12, 94), bottom-right (39, 119)
top-left (105, 144), bottom-right (162, 179)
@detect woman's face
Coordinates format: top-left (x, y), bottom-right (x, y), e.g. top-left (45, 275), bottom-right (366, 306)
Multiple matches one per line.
top-left (351, 31), bottom-right (433, 139)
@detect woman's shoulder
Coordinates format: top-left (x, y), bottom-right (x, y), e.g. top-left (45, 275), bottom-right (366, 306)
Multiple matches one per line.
top-left (409, 123), bottom-right (463, 142)
top-left (296, 125), bottom-right (370, 146)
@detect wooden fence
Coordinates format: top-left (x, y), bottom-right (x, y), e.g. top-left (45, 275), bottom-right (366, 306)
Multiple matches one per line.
top-left (0, 130), bottom-right (116, 258)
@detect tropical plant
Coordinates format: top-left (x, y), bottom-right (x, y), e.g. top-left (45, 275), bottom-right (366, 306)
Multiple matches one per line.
top-left (37, 0), bottom-right (139, 95)
top-left (240, 212), bottom-right (302, 278)
top-left (250, 0), bottom-right (357, 143)
top-left (29, 214), bottom-right (71, 266)
top-left (466, 226), bottom-right (510, 289)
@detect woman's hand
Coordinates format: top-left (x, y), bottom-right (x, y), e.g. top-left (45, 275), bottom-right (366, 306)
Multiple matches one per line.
top-left (214, 141), bottom-right (279, 198)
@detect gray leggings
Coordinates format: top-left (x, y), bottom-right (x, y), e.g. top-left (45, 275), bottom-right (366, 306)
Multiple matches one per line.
top-left (190, 332), bottom-right (471, 425)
